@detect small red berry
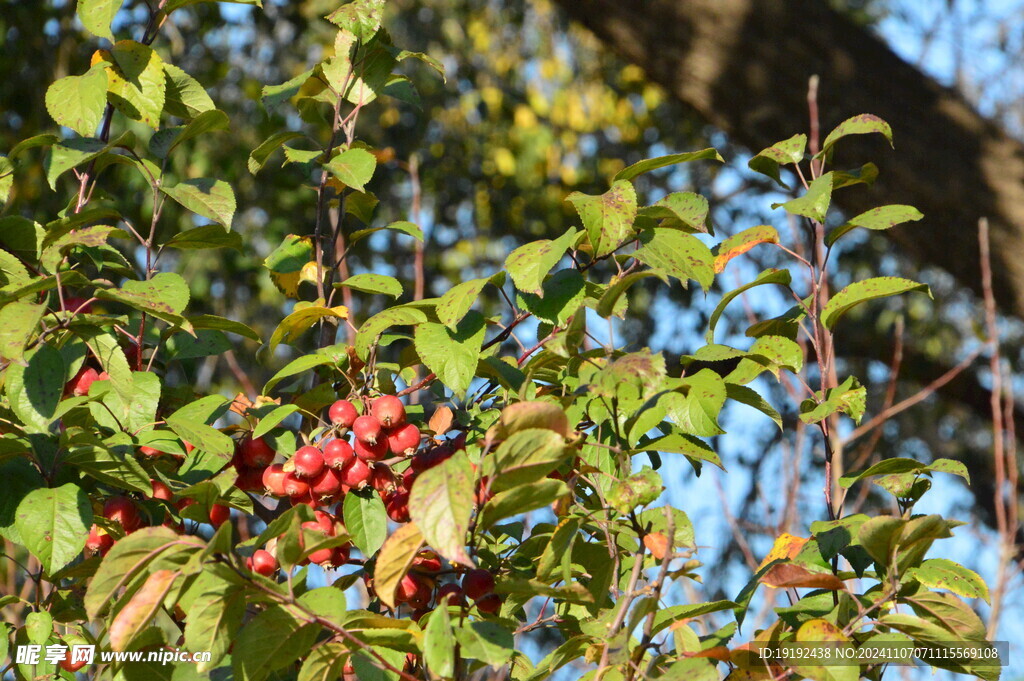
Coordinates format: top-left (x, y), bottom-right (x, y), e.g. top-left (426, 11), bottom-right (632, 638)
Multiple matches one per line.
top-left (239, 436), bottom-right (276, 467)
top-left (475, 593), bottom-right (502, 614)
top-left (341, 457), bottom-right (372, 488)
top-left (150, 479), bottom-right (173, 501)
top-left (387, 422), bottom-right (421, 456)
top-left (250, 549), bottom-right (278, 577)
top-left (139, 445), bottom-right (162, 458)
top-left (262, 464), bottom-right (288, 496)
top-left (323, 439), bottom-right (355, 470)
top-left (396, 573), bottom-right (430, 603)
top-left (314, 509), bottom-right (337, 536)
top-left (413, 550), bottom-right (442, 573)
top-left (402, 467), bottom-right (417, 490)
top-left (293, 445), bottom-right (325, 478)
top-left (283, 472), bottom-right (310, 497)
top-left (236, 467), bottom-right (267, 492)
top-left (370, 464), bottom-right (397, 494)
top-left (355, 437), bottom-right (389, 461)
top-left (332, 543), bottom-right (351, 566)
top-left (372, 395), bottom-right (406, 428)
top-left (103, 496), bottom-right (141, 532)
top-left (462, 569), bottom-right (495, 600)
top-left (385, 490), bottom-right (410, 523)
top-left (329, 399), bottom-right (359, 428)
top-left (209, 504), bottom-right (231, 528)
top-left (436, 583), bottom-right (465, 606)
top-left (311, 467), bottom-right (343, 502)
top-left (58, 649), bottom-right (89, 673)
top-left (85, 524), bottom-right (113, 556)
top-left (352, 415), bottom-right (383, 445)
top-left (290, 492), bottom-right (317, 508)
top-left (65, 366), bottom-right (100, 397)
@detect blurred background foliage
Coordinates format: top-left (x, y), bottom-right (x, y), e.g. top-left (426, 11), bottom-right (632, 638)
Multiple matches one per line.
top-left (2, 0), bottom-right (1022, 669)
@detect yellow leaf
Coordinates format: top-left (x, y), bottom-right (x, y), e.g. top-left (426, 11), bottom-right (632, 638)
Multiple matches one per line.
top-left (374, 523), bottom-right (424, 609)
top-left (756, 532), bottom-right (808, 571)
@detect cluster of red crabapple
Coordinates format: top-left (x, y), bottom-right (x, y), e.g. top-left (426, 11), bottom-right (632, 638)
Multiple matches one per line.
top-left (82, 388), bottom-right (502, 619)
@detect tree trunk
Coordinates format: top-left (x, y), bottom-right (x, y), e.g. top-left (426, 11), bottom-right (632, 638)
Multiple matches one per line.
top-left (553, 0), bottom-right (1024, 320)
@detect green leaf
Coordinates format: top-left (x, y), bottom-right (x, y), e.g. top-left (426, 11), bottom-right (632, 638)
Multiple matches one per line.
top-left (77, 0), bottom-right (122, 41)
top-left (190, 313), bottom-right (260, 341)
top-left (343, 489), bottom-right (388, 557)
top-left (712, 225), bottom-right (779, 273)
top-left (666, 370), bottom-right (726, 437)
top-left (269, 305), bottom-right (348, 353)
top-left (298, 642), bottom-right (349, 681)
top-left (165, 414), bottom-right (234, 460)
top-left (927, 458), bottom-right (970, 483)
top-left (25, 611), bottom-right (52, 645)
top-left (608, 467), bottom-right (663, 514)
top-left (149, 109), bottom-right (229, 159)
top-left (46, 137), bottom-right (108, 190)
top-left (14, 484), bottom-right (91, 575)
top-left (614, 148), bottom-right (723, 181)
top-left (478, 479), bottom-right (569, 531)
top-left (907, 559), bottom-right (990, 603)
top-left (793, 619), bottom-right (857, 681)
top-left (97, 271), bottom-right (190, 316)
top-left (409, 451), bottom-right (474, 566)
top-left (642, 432), bottom-right (724, 472)
top-left (566, 180), bottom-right (637, 258)
top-left (819, 114), bottom-right (894, 157)
top-left (748, 134), bottom-right (807, 187)
top-left (109, 568), bottom-right (178, 651)
top-left (649, 601), bottom-right (739, 637)
top-left (505, 229), bottom-right (577, 296)
top-left (596, 271), bottom-right (659, 319)
top-left (487, 428), bottom-right (570, 491)
top-left (325, 147), bottom-right (376, 192)
top-left (355, 305), bottom-right (427, 360)
top-left (165, 224), bottom-right (243, 250)
top-left (335, 273), bottom-right (402, 298)
top-left (165, 0), bottom-right (262, 11)
top-left (516, 269), bottom-right (586, 326)
top-left (0, 301), bottom-right (45, 362)
top-left (161, 177), bottom-right (236, 228)
top-left (45, 63), bottom-right (109, 137)
top-left (349, 219), bottom-right (424, 245)
top-left (413, 313), bottom-right (485, 397)
top-left (248, 131), bottom-right (307, 174)
top-left (183, 575), bottom-right (245, 671)
top-left (772, 171), bottom-right (834, 223)
top-left (706, 268), bottom-right (792, 343)
top-left (373, 522), bottom-right (424, 609)
top-left (839, 457), bottom-right (927, 489)
top-left (800, 375), bottom-right (867, 425)
top-left (6, 344), bottom-right (64, 433)
top-left (634, 227), bottom-right (713, 291)
top-left (637, 191), bottom-right (710, 233)
top-left (453, 620), bottom-right (514, 668)
top-left (437, 273), bottom-right (505, 329)
top-left (233, 605), bottom-right (318, 681)
top-left (822, 277), bottom-right (931, 330)
top-left (326, 0), bottom-right (386, 41)
top-left (103, 40), bottom-right (167, 129)
top-left (423, 603), bottom-right (455, 678)
top-left (825, 204), bottom-right (924, 247)
top-left (85, 527), bottom-right (197, 617)
top-left (163, 63), bottom-right (216, 119)
top-left (725, 383), bottom-right (782, 429)
top-left (261, 68), bottom-right (314, 111)
top-left (41, 223), bottom-right (123, 271)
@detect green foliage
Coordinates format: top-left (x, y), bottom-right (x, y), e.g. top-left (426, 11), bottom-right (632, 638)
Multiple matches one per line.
top-left (0, 1), bottom-right (996, 680)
